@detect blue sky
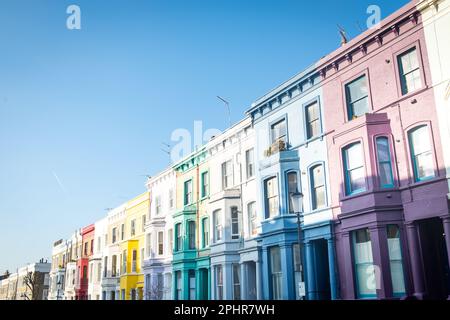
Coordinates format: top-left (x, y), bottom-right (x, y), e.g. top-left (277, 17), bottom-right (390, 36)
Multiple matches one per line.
top-left (0, 0), bottom-right (409, 273)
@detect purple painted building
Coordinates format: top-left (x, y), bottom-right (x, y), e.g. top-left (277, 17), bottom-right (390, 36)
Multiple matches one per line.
top-left (320, 1), bottom-right (450, 299)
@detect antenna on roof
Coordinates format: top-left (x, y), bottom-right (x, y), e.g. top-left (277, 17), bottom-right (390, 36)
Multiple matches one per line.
top-left (337, 24), bottom-right (348, 45)
top-left (161, 142), bottom-right (171, 159)
top-left (217, 96), bottom-right (231, 128)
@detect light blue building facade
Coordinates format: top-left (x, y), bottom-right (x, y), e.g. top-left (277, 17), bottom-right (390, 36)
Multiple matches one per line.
top-left (247, 65), bottom-right (338, 300)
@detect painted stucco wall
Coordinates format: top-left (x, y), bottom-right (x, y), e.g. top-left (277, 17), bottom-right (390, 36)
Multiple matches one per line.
top-left (420, 0), bottom-right (450, 191)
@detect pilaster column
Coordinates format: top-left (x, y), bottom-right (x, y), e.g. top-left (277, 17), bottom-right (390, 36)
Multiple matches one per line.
top-left (441, 216), bottom-right (450, 300)
top-left (195, 269), bottom-right (201, 300)
top-left (182, 269), bottom-right (190, 300)
top-left (261, 247), bottom-right (269, 300)
top-left (305, 241), bottom-right (316, 300)
top-left (224, 263), bottom-right (233, 300)
top-left (280, 244), bottom-right (295, 300)
top-left (255, 259), bottom-right (263, 300)
top-left (327, 237), bottom-right (338, 300)
top-left (172, 270), bottom-right (177, 300)
top-left (210, 266), bottom-right (215, 300)
top-left (341, 232), bottom-right (355, 299)
top-left (405, 222), bottom-right (426, 300)
top-left (240, 263), bottom-right (247, 300)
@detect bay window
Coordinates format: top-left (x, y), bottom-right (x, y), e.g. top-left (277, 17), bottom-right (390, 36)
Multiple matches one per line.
top-left (188, 221), bottom-right (196, 250)
top-left (247, 201), bottom-right (257, 236)
top-left (265, 176), bottom-right (279, 218)
top-left (287, 172), bottom-right (299, 214)
top-left (231, 206), bottom-right (240, 240)
top-left (213, 210), bottom-right (223, 242)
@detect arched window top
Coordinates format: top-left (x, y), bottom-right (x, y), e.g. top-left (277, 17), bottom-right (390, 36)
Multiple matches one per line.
top-left (342, 142), bottom-right (366, 195)
top-left (408, 125), bottom-right (434, 182)
top-left (375, 136), bottom-right (394, 188)
top-left (310, 164), bottom-right (326, 210)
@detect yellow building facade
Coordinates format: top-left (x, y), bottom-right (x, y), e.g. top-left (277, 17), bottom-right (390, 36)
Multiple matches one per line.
top-left (119, 192), bottom-right (149, 300)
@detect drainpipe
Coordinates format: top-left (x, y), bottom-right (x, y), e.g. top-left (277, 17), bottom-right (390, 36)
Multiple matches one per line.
top-left (196, 162), bottom-right (200, 254)
top-left (238, 134), bottom-right (244, 245)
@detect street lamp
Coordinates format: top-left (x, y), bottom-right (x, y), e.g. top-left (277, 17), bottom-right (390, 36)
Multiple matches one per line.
top-left (290, 191), bottom-right (305, 300)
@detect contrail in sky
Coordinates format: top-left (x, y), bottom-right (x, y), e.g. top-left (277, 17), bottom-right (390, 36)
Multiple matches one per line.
top-left (52, 171), bottom-right (68, 195)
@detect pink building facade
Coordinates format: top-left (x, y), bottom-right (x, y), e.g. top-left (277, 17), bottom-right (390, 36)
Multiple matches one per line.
top-left (319, 1), bottom-right (450, 299)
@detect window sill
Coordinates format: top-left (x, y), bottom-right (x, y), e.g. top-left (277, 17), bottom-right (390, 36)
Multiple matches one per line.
top-left (339, 189), bottom-right (369, 202)
top-left (399, 85), bottom-right (428, 101)
top-left (402, 175), bottom-right (442, 190)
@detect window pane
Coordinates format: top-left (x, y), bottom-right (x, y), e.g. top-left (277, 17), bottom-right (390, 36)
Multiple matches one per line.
top-left (188, 221), bottom-right (196, 249)
top-left (246, 149), bottom-right (255, 179)
top-left (248, 202), bottom-right (257, 236)
top-left (399, 48), bottom-right (422, 95)
top-left (311, 165), bottom-right (325, 210)
top-left (387, 225), bottom-right (406, 296)
top-left (415, 152), bottom-right (434, 178)
top-left (214, 210), bottom-right (222, 241)
top-left (351, 98), bottom-right (369, 118)
top-left (270, 246), bottom-right (281, 272)
top-left (347, 76), bottom-right (368, 102)
top-left (312, 165), bottom-right (324, 187)
top-left (349, 167), bottom-right (365, 191)
top-left (376, 138), bottom-right (390, 162)
top-left (270, 246), bottom-right (282, 300)
top-left (265, 177), bottom-right (279, 218)
top-left (378, 162), bottom-right (391, 186)
top-left (233, 264), bottom-right (241, 300)
top-left (231, 207), bottom-right (240, 239)
top-left (306, 102), bottom-right (321, 138)
top-left (376, 137), bottom-right (394, 188)
top-left (314, 186), bottom-right (326, 209)
top-left (409, 126), bottom-right (434, 181)
top-left (346, 75), bottom-right (369, 119)
top-left (288, 172), bottom-right (298, 193)
top-left (346, 143), bottom-right (363, 170)
top-left (203, 218), bottom-right (209, 247)
top-left (352, 229), bottom-right (376, 298)
top-left (271, 119), bottom-right (287, 143)
top-left (344, 143), bottom-right (366, 194)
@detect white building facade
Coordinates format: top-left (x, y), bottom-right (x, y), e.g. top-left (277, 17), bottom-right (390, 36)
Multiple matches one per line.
top-left (48, 239), bottom-right (68, 300)
top-left (206, 118), bottom-right (261, 300)
top-left (101, 204), bottom-right (127, 300)
top-left (143, 168), bottom-right (176, 300)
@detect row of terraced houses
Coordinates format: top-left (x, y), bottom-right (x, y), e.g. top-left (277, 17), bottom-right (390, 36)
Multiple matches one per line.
top-left (3, 0), bottom-right (449, 301)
